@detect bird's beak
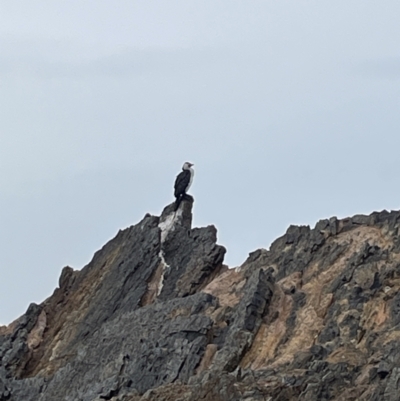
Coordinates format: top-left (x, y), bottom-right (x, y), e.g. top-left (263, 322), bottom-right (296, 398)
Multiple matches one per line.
top-left (189, 163), bottom-right (194, 167)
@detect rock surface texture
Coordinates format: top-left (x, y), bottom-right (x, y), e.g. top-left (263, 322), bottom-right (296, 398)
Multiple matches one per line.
top-left (2, 202), bottom-right (400, 400)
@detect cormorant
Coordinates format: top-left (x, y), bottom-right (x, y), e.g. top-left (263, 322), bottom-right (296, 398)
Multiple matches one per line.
top-left (174, 162), bottom-right (194, 211)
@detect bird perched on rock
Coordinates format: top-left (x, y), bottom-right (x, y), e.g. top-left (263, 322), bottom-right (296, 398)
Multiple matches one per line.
top-left (174, 162), bottom-right (194, 211)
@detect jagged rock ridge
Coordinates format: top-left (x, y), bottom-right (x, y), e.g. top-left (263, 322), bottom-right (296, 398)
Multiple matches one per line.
top-left (1, 202), bottom-right (400, 400)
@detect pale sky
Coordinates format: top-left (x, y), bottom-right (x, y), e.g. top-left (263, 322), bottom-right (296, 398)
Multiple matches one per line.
top-left (1, 1), bottom-right (400, 324)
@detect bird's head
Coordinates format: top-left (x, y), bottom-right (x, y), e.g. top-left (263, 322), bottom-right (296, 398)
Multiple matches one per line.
top-left (182, 162), bottom-right (194, 170)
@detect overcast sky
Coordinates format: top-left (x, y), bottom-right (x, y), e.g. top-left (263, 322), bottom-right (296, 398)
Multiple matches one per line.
top-left (1, 1), bottom-right (399, 324)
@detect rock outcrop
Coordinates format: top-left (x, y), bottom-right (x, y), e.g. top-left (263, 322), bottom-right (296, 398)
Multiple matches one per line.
top-left (2, 201), bottom-right (400, 400)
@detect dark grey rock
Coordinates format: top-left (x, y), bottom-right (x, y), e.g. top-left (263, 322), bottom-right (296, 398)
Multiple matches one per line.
top-left (211, 269), bottom-right (273, 373)
top-left (3, 205), bottom-right (400, 400)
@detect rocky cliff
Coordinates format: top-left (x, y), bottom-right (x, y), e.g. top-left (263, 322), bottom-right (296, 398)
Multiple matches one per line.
top-left (1, 201), bottom-right (400, 400)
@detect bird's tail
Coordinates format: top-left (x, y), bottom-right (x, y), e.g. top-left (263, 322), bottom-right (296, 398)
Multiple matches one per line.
top-left (174, 195), bottom-right (183, 211)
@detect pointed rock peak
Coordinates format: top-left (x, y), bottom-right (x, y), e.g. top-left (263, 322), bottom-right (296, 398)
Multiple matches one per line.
top-left (159, 198), bottom-right (194, 244)
top-left (160, 197), bottom-right (193, 228)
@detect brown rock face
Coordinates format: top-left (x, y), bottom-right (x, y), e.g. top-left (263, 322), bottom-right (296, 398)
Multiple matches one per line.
top-left (2, 205), bottom-right (400, 400)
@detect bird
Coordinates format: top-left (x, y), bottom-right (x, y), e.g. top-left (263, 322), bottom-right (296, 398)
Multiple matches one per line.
top-left (174, 162), bottom-right (194, 211)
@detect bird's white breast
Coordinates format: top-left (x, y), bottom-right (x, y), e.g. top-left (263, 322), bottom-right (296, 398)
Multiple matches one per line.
top-left (186, 167), bottom-right (194, 191)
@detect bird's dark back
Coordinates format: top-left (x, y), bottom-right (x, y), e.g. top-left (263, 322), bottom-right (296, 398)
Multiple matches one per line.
top-left (174, 170), bottom-right (191, 197)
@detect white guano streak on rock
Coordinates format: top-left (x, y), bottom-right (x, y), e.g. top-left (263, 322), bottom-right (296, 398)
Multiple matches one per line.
top-left (157, 209), bottom-right (182, 295)
top-left (157, 251), bottom-right (169, 296)
top-left (158, 208), bottom-right (182, 243)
